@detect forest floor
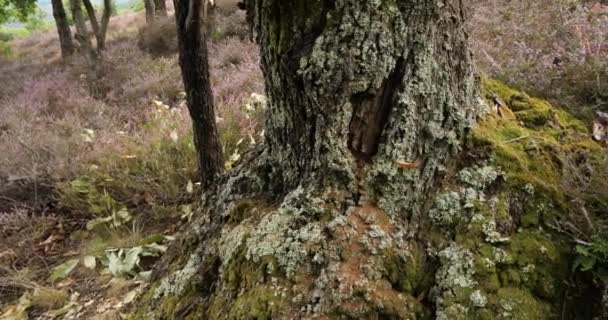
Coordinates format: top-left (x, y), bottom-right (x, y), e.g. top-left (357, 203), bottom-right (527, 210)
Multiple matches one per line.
top-left (0, 1), bottom-right (606, 319)
top-left (0, 2), bottom-right (266, 319)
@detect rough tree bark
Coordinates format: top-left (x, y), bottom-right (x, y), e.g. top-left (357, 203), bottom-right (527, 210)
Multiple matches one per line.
top-left (174, 0), bottom-right (224, 188)
top-left (131, 1), bottom-right (580, 319)
top-left (153, 0), bottom-right (167, 17)
top-left (51, 0), bottom-right (74, 59)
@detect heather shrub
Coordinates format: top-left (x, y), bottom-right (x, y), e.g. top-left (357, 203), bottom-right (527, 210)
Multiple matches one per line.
top-left (209, 37), bottom-right (263, 97)
top-left (58, 102), bottom-right (198, 222)
top-left (0, 71), bottom-right (123, 208)
top-left (212, 9), bottom-right (249, 40)
top-left (100, 39), bottom-right (182, 106)
top-left (137, 16), bottom-right (178, 57)
top-left (468, 0), bottom-right (608, 122)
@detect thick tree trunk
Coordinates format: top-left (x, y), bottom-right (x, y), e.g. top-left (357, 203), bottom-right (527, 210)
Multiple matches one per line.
top-left (51, 0), bottom-right (74, 59)
top-left (135, 0), bottom-right (478, 318)
top-left (174, 0), bottom-right (224, 188)
top-left (132, 1), bottom-right (579, 319)
top-left (244, 0), bottom-right (479, 207)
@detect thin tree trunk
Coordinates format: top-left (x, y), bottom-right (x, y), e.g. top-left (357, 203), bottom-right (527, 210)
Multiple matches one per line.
top-left (70, 0), bottom-right (96, 62)
top-left (81, 0), bottom-right (100, 43)
top-left (51, 0), bottom-right (74, 59)
top-left (144, 0), bottom-right (155, 23)
top-left (82, 0), bottom-right (111, 51)
top-left (98, 0), bottom-right (111, 51)
top-left (202, 0), bottom-right (215, 35)
top-left (174, 0), bottom-right (224, 188)
top-left (153, 0), bottom-right (167, 17)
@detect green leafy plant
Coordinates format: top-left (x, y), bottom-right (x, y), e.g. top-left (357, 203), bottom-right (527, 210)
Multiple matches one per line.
top-left (573, 235), bottom-right (608, 283)
top-left (0, 0), bottom-right (38, 25)
top-left (48, 259), bottom-right (79, 283)
top-left (103, 243), bottom-right (166, 277)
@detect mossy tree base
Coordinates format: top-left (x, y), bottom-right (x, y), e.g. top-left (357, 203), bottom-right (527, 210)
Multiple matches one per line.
top-left (129, 79), bottom-right (605, 319)
top-left (129, 0), bottom-right (605, 318)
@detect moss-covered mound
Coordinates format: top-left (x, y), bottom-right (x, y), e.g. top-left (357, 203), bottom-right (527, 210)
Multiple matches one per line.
top-left (129, 80), bottom-right (607, 319)
top-left (426, 79), bottom-right (606, 319)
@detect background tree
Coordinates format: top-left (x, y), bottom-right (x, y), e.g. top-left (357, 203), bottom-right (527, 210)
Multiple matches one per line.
top-left (143, 0), bottom-right (154, 22)
top-left (70, 0), bottom-right (95, 60)
top-left (51, 0), bottom-right (74, 59)
top-left (153, 0), bottom-right (166, 17)
top-left (81, 0), bottom-right (111, 51)
top-left (174, 0), bottom-right (223, 188)
top-left (143, 0), bottom-right (167, 24)
top-left (0, 0), bottom-right (37, 25)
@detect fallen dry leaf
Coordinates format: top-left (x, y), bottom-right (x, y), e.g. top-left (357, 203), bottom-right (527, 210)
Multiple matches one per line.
top-left (395, 160), bottom-right (420, 169)
top-left (38, 234), bottom-right (64, 246)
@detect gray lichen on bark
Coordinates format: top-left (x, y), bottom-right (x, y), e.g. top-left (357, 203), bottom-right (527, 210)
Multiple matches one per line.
top-left (134, 0), bottom-right (488, 318)
top-left (247, 0), bottom-right (481, 219)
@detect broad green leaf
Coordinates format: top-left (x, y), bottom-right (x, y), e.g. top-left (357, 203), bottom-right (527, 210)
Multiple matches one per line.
top-left (107, 247), bottom-right (142, 277)
top-left (123, 247), bottom-right (143, 268)
top-left (86, 216), bottom-right (112, 230)
top-left (49, 259), bottom-right (79, 282)
top-left (107, 251), bottom-right (128, 276)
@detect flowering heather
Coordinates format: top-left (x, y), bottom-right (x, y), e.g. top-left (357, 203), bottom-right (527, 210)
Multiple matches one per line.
top-left (468, 0), bottom-right (608, 120)
top-left (0, 7), bottom-right (265, 210)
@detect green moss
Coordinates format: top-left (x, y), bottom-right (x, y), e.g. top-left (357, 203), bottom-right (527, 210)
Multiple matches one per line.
top-left (128, 283), bottom-right (199, 320)
top-left (382, 246), bottom-right (432, 295)
top-left (516, 106), bottom-right (554, 127)
top-left (494, 287), bottom-right (554, 319)
top-left (267, 0), bottom-right (325, 55)
top-left (226, 287), bottom-right (286, 320)
top-left (224, 240), bottom-right (281, 293)
top-left (475, 79), bottom-right (605, 212)
top-left (227, 199), bottom-right (273, 225)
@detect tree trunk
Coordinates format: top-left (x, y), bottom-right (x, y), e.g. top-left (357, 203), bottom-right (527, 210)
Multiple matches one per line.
top-left (203, 0), bottom-right (215, 36)
top-left (51, 0), bottom-right (74, 59)
top-left (98, 0), bottom-right (111, 51)
top-left (81, 0), bottom-right (101, 43)
top-left (153, 0), bottom-right (167, 17)
top-left (144, 0), bottom-right (155, 23)
top-left (174, 0), bottom-right (224, 188)
top-left (131, 1), bottom-right (576, 319)
top-left (70, 0), bottom-right (96, 61)
top-left (82, 0), bottom-right (111, 51)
